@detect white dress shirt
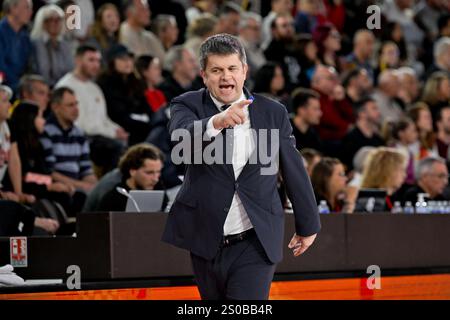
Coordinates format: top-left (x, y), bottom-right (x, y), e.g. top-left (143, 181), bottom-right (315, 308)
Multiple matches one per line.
top-left (206, 93), bottom-right (255, 235)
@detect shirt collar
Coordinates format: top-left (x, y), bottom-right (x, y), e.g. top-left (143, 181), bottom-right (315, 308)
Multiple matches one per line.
top-left (209, 91), bottom-right (246, 111)
top-left (48, 114), bottom-right (74, 133)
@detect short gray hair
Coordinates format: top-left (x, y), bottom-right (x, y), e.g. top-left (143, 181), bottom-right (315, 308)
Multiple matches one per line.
top-left (2, 0), bottom-right (24, 14)
top-left (199, 33), bottom-right (247, 71)
top-left (152, 14), bottom-right (177, 36)
top-left (239, 12), bottom-right (262, 30)
top-left (416, 156), bottom-right (447, 180)
top-left (434, 37), bottom-right (450, 60)
top-left (396, 66), bottom-right (417, 79)
top-left (0, 85), bottom-right (13, 100)
top-left (163, 45), bottom-right (186, 72)
top-left (18, 74), bottom-right (47, 99)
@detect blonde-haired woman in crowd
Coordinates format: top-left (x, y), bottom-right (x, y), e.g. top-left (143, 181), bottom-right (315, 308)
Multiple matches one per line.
top-left (361, 147), bottom-right (407, 210)
top-left (422, 71), bottom-right (450, 121)
top-left (30, 4), bottom-right (74, 87)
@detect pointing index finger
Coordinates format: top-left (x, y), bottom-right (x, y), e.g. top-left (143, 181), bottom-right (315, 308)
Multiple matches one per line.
top-left (236, 97), bottom-right (254, 108)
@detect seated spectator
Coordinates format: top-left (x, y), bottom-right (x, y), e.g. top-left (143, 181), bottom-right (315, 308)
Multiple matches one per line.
top-left (293, 33), bottom-right (319, 87)
top-left (435, 106), bottom-right (450, 159)
top-left (261, 0), bottom-right (293, 50)
top-left (384, 117), bottom-right (420, 185)
top-left (373, 41), bottom-right (401, 83)
top-left (311, 64), bottom-right (354, 155)
top-left (422, 71), bottom-right (450, 122)
top-left (360, 147), bottom-right (407, 210)
top-left (414, 0), bottom-right (445, 41)
top-left (264, 13), bottom-right (301, 91)
top-left (252, 62), bottom-right (287, 106)
top-left (341, 67), bottom-right (374, 107)
top-left (311, 157), bottom-right (349, 213)
top-left (397, 67), bottom-right (420, 107)
top-left (135, 55), bottom-right (167, 113)
top-left (15, 74), bottom-right (50, 115)
top-left (380, 21), bottom-right (409, 65)
top-left (382, 0), bottom-right (424, 62)
top-left (340, 97), bottom-right (384, 171)
top-left (184, 13), bottom-right (218, 61)
top-left (341, 29), bottom-right (376, 82)
top-left (215, 2), bottom-right (241, 36)
top-left (152, 14), bottom-right (179, 52)
top-left (40, 87), bottom-right (97, 195)
top-left (289, 87), bottom-right (323, 152)
top-left (119, 0), bottom-right (165, 62)
top-left (97, 44), bottom-right (153, 146)
top-left (0, 0), bottom-right (33, 93)
top-left (346, 146), bottom-right (376, 208)
top-left (300, 148), bottom-right (322, 177)
top-left (312, 23), bottom-right (342, 71)
top-left (56, 45), bottom-right (126, 176)
top-left (158, 46), bottom-right (199, 103)
top-left (0, 84), bottom-right (34, 204)
top-left (97, 143), bottom-right (166, 212)
top-left (294, 0), bottom-right (325, 34)
top-left (239, 12), bottom-right (266, 83)
top-left (403, 157), bottom-right (449, 203)
top-left (408, 102), bottom-right (439, 160)
top-left (8, 103), bottom-right (86, 217)
top-left (147, 0), bottom-right (188, 45)
top-left (30, 4), bottom-right (73, 87)
top-left (372, 69), bottom-right (405, 123)
top-left (425, 37), bottom-right (450, 79)
top-left (57, 0), bottom-right (80, 54)
top-left (186, 0), bottom-right (218, 24)
top-left (86, 3), bottom-right (120, 65)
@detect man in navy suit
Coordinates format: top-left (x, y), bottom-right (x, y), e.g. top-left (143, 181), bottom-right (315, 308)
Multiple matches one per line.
top-left (162, 34), bottom-right (320, 300)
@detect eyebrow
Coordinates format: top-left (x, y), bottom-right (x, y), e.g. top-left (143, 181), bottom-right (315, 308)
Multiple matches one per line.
top-left (210, 65), bottom-right (239, 70)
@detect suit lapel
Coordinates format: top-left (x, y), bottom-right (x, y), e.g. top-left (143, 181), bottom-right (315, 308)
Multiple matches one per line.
top-left (238, 92), bottom-right (267, 180)
top-left (202, 89), bottom-right (235, 179)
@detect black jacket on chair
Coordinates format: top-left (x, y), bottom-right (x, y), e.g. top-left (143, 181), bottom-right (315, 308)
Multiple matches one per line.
top-left (162, 88), bottom-right (321, 263)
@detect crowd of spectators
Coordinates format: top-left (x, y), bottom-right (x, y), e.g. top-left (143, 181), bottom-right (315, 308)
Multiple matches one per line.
top-left (2, 0), bottom-right (450, 233)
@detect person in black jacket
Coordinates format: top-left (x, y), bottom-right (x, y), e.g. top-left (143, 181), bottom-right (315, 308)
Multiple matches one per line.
top-left (98, 143), bottom-right (167, 211)
top-left (9, 102), bottom-right (84, 217)
top-left (97, 44), bottom-right (153, 146)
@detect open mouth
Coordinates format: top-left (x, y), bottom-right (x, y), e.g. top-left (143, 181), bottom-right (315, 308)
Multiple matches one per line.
top-left (219, 84), bottom-right (234, 92)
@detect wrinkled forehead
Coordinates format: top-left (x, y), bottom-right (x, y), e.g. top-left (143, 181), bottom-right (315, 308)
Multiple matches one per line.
top-left (203, 53), bottom-right (244, 70)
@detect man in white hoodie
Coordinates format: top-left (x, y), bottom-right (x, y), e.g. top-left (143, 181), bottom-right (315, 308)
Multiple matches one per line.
top-left (56, 45), bottom-right (127, 175)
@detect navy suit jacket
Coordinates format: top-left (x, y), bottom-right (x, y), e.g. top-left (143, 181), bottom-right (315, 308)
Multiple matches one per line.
top-left (162, 88), bottom-right (321, 263)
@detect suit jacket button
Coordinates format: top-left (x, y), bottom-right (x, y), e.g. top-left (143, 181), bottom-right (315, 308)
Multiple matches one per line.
top-left (224, 207), bottom-right (229, 212)
top-left (235, 182), bottom-right (239, 189)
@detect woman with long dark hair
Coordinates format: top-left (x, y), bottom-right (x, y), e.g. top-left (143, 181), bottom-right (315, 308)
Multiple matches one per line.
top-left (311, 157), bottom-right (349, 213)
top-left (97, 44), bottom-right (153, 146)
top-left (252, 62), bottom-right (287, 106)
top-left (135, 55), bottom-right (167, 113)
top-left (9, 103), bottom-right (82, 218)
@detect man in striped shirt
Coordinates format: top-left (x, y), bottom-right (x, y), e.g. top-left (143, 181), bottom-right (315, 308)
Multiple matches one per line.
top-left (40, 87), bottom-right (97, 194)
